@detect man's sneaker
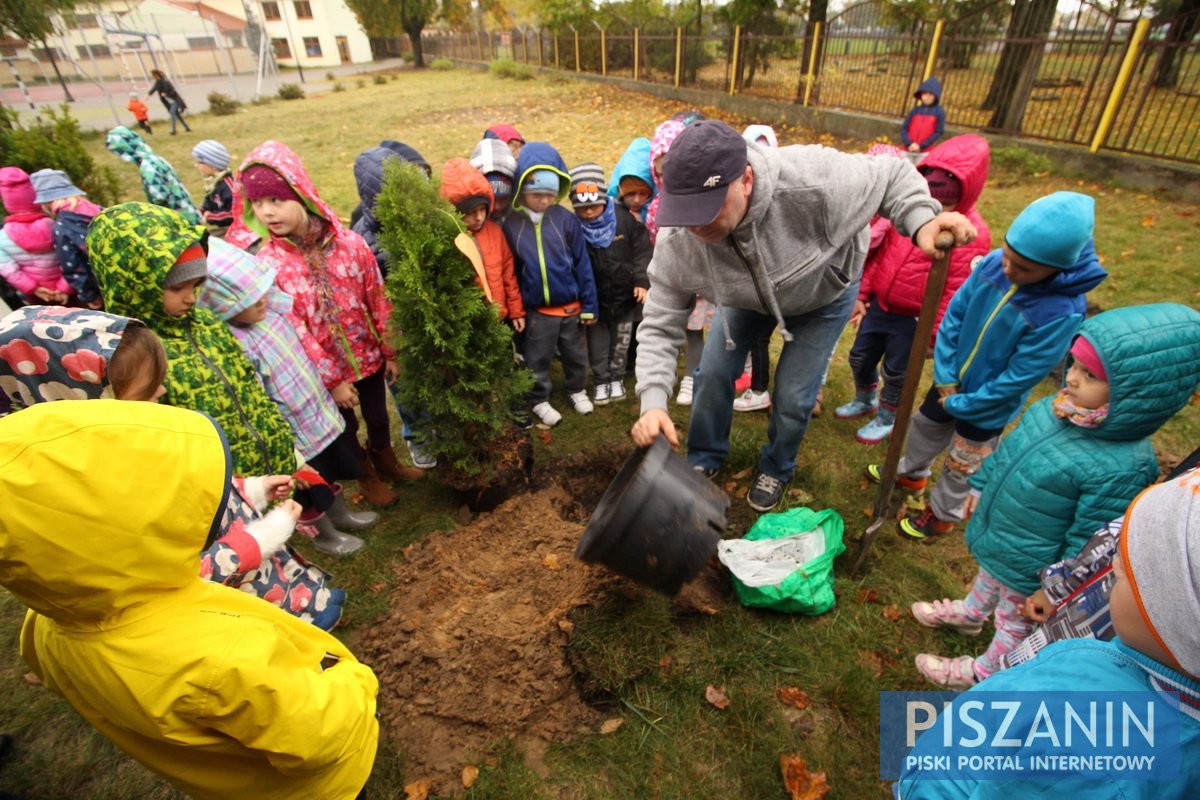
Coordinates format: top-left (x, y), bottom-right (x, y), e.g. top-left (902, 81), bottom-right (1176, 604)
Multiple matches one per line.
top-left (406, 438), bottom-right (438, 470)
top-left (693, 464), bottom-right (718, 479)
top-left (532, 402), bottom-right (562, 427)
top-left (915, 654), bottom-right (979, 690)
top-left (865, 463), bottom-right (928, 493)
top-left (747, 472), bottom-right (786, 512)
top-left (899, 506), bottom-right (955, 542)
top-left (835, 391), bottom-right (878, 420)
top-left (855, 407), bottom-right (897, 445)
top-left (676, 376), bottom-right (694, 406)
top-left (593, 381), bottom-right (611, 406)
top-left (569, 391), bottom-right (594, 415)
top-left (733, 389), bottom-right (771, 412)
top-left (911, 599), bottom-right (985, 635)
top-left (608, 380), bottom-right (626, 401)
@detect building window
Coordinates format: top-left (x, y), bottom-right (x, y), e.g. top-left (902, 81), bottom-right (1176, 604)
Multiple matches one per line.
top-left (0, 44), bottom-right (19, 58)
top-left (293, 0), bottom-right (312, 19)
top-left (32, 47), bottom-right (66, 63)
top-left (76, 43), bottom-right (111, 58)
top-left (272, 37), bottom-right (291, 58)
top-left (262, 1), bottom-right (280, 20)
top-left (187, 36), bottom-right (216, 50)
top-left (227, 32), bottom-right (244, 47)
top-left (75, 13), bottom-right (100, 28)
top-left (303, 36), bottom-right (322, 57)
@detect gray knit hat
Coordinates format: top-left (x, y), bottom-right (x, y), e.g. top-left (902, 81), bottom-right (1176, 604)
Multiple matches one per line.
top-left (568, 163), bottom-right (608, 208)
top-left (29, 169), bottom-right (86, 204)
top-left (191, 140), bottom-right (231, 171)
top-left (1121, 471), bottom-right (1200, 676)
top-left (163, 242), bottom-right (208, 288)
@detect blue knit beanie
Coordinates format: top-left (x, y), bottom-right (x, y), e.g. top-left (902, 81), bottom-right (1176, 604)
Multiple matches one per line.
top-left (523, 169), bottom-right (560, 195)
top-left (191, 140), bottom-right (231, 171)
top-left (1005, 191), bottom-right (1095, 270)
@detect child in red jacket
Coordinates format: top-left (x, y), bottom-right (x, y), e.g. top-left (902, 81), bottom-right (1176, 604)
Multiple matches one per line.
top-left (438, 158), bottom-right (525, 329)
top-left (834, 134), bottom-right (992, 444)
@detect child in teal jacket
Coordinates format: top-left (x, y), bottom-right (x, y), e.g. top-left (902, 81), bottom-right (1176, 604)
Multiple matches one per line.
top-left (874, 192), bottom-right (1107, 541)
top-left (909, 303), bottom-right (1200, 688)
top-left (896, 470), bottom-right (1200, 799)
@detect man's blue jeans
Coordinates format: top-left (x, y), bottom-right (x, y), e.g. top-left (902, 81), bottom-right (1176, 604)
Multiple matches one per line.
top-left (688, 283), bottom-right (859, 482)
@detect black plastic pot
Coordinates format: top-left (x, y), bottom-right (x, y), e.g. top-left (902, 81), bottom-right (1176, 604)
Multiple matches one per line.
top-left (575, 435), bottom-right (728, 595)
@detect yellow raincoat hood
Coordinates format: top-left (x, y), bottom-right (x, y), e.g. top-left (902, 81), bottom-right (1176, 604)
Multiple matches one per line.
top-left (0, 399), bottom-right (230, 627)
top-left (1, 401), bottom-right (378, 800)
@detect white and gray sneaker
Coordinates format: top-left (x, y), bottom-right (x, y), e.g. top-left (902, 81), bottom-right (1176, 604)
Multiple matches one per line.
top-left (608, 380), bottom-right (627, 401)
top-left (569, 391), bottom-right (594, 415)
top-left (676, 375), bottom-right (694, 406)
top-left (406, 438), bottom-right (438, 469)
top-left (532, 401), bottom-right (563, 427)
top-left (593, 381), bottom-right (611, 406)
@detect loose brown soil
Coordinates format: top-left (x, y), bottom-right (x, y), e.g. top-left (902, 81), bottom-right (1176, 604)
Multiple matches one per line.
top-left (358, 484), bottom-right (622, 794)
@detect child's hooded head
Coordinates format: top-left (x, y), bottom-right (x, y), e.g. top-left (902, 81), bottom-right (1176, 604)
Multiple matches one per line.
top-left (521, 169), bottom-right (560, 214)
top-left (1003, 191), bottom-right (1095, 285)
top-left (470, 139), bottom-right (517, 220)
top-left (1114, 471), bottom-right (1200, 678)
top-left (242, 164), bottom-right (309, 239)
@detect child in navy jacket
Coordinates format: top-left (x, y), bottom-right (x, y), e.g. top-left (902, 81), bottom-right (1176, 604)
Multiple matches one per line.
top-left (901, 77), bottom-right (947, 153)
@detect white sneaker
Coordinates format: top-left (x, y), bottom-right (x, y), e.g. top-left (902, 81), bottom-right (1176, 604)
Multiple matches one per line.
top-left (608, 380), bottom-right (626, 401)
top-left (532, 402), bottom-right (562, 427)
top-left (406, 438), bottom-right (438, 469)
top-left (676, 375), bottom-right (694, 406)
top-left (593, 381), bottom-right (611, 406)
top-left (569, 391), bottom-right (594, 415)
top-left (733, 389), bottom-right (771, 412)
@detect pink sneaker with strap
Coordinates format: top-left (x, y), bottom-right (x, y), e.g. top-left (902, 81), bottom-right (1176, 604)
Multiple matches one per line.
top-left (911, 598), bottom-right (985, 635)
top-left (915, 654), bottom-right (979, 690)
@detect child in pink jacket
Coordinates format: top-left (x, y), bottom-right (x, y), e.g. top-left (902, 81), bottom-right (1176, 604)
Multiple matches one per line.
top-left (0, 167), bottom-right (71, 304)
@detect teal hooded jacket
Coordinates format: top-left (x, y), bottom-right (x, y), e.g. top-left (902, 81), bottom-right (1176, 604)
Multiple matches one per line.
top-left (964, 302), bottom-right (1200, 595)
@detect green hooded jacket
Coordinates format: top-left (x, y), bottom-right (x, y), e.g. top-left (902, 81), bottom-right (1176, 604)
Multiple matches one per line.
top-left (87, 202), bottom-right (295, 477)
top-left (105, 126), bottom-right (201, 225)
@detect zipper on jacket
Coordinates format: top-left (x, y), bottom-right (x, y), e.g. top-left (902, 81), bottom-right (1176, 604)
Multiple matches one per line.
top-left (958, 284), bottom-right (1017, 382)
top-left (728, 235), bottom-right (769, 314)
top-left (535, 220), bottom-right (551, 306)
top-left (187, 319), bottom-right (272, 467)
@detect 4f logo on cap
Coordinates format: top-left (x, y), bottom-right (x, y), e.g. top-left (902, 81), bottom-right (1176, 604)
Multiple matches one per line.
top-left (703, 175), bottom-right (722, 188)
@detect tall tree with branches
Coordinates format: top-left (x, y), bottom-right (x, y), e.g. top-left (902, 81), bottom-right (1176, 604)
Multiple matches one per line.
top-left (0, 0), bottom-right (81, 101)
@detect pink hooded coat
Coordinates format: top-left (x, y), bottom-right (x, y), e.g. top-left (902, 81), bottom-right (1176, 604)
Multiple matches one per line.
top-left (0, 167), bottom-right (70, 298)
top-left (239, 141), bottom-right (393, 390)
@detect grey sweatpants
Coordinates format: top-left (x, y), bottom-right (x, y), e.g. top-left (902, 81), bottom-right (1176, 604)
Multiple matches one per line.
top-left (523, 310), bottom-right (588, 404)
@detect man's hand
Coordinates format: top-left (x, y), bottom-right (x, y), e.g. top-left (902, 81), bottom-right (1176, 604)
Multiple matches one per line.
top-left (849, 300), bottom-right (868, 328)
top-left (512, 316), bottom-right (526, 333)
top-left (332, 381), bottom-right (359, 409)
top-left (915, 212), bottom-right (977, 258)
top-left (631, 408), bottom-right (678, 448)
top-left (581, 317), bottom-right (597, 326)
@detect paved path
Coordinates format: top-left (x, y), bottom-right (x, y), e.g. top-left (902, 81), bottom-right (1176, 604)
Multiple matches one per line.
top-left (3, 58), bottom-right (409, 130)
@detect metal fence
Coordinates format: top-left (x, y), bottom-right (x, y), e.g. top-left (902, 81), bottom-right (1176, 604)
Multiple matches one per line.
top-left (423, 0), bottom-right (1200, 165)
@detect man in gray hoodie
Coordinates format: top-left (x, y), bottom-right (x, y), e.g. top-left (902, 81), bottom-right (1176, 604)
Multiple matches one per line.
top-left (630, 120), bottom-right (977, 511)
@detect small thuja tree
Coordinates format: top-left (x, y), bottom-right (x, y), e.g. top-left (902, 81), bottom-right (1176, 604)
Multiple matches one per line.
top-left (374, 159), bottom-right (533, 490)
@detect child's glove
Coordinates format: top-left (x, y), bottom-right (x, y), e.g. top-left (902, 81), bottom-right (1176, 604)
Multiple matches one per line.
top-left (245, 506), bottom-right (299, 556)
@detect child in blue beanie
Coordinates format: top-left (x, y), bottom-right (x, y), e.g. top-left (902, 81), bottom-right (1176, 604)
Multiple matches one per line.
top-left (502, 143), bottom-right (598, 428)
top-left (869, 191), bottom-right (1107, 541)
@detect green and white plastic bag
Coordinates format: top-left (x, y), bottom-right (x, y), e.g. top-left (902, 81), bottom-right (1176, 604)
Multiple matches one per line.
top-left (717, 507), bottom-right (845, 615)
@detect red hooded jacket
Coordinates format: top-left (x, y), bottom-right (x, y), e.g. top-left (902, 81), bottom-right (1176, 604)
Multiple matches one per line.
top-left (859, 134), bottom-right (991, 343)
top-left (438, 158), bottom-right (524, 321)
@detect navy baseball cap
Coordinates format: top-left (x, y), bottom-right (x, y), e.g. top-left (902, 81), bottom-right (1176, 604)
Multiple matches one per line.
top-left (656, 120), bottom-right (749, 228)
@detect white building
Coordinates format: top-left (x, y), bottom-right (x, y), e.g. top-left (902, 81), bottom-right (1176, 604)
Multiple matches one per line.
top-left (255, 0), bottom-right (372, 68)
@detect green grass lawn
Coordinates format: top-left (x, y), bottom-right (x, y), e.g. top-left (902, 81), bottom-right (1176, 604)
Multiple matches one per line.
top-left (1, 66), bottom-right (1198, 799)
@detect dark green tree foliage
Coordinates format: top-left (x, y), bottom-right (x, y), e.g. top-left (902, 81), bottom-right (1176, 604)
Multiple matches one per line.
top-left (373, 159), bottom-right (533, 488)
top-left (0, 105), bottom-right (119, 205)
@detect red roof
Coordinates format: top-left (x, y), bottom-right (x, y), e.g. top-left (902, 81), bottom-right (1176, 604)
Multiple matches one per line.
top-left (164, 0), bottom-right (247, 32)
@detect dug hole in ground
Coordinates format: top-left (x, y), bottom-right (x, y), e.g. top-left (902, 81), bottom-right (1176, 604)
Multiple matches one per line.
top-left (360, 449), bottom-right (732, 794)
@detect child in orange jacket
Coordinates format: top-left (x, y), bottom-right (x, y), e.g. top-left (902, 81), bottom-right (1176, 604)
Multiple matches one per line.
top-left (438, 157), bottom-right (525, 330)
top-left (127, 93), bottom-right (152, 135)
